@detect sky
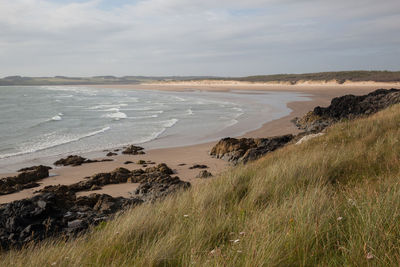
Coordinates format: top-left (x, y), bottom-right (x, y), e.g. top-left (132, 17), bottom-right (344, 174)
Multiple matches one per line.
top-left (0, 0), bottom-right (399, 77)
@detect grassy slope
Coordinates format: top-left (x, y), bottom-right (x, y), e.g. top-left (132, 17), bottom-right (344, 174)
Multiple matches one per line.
top-left (2, 105), bottom-right (400, 266)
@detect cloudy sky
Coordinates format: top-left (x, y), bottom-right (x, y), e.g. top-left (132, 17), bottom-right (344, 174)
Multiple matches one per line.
top-left (0, 0), bottom-right (399, 77)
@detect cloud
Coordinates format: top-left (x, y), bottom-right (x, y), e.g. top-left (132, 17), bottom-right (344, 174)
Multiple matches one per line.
top-left (0, 0), bottom-right (399, 76)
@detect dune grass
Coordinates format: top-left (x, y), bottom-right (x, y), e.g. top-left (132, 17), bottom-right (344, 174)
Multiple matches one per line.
top-left (2, 105), bottom-right (400, 266)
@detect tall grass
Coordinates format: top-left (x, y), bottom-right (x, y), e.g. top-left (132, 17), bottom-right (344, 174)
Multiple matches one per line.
top-left (2, 105), bottom-right (400, 266)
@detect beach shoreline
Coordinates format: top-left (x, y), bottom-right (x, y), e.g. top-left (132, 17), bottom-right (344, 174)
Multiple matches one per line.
top-left (0, 82), bottom-right (397, 204)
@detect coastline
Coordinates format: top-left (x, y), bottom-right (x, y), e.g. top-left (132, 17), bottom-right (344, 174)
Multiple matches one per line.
top-left (1, 82), bottom-right (397, 204)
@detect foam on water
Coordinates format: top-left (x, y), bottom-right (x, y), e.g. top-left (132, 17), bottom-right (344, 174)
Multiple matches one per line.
top-left (51, 115), bottom-right (62, 121)
top-left (102, 112), bottom-right (128, 120)
top-left (104, 108), bottom-right (120, 112)
top-left (0, 126), bottom-right (111, 159)
top-left (162, 118), bottom-right (179, 128)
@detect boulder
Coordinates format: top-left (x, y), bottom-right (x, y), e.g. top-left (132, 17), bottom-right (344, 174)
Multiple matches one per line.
top-left (54, 155), bottom-right (113, 166)
top-left (122, 145), bottom-right (145, 155)
top-left (210, 135), bottom-right (293, 164)
top-left (54, 155), bottom-right (93, 166)
top-left (133, 176), bottom-right (190, 202)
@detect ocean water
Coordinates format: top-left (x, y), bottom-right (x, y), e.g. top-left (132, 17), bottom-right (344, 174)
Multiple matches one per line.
top-left (0, 86), bottom-right (309, 172)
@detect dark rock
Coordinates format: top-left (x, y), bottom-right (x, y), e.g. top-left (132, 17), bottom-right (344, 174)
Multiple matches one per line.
top-left (38, 164), bottom-right (178, 196)
top-left (196, 170), bottom-right (213, 178)
top-left (106, 152), bottom-right (118, 157)
top-left (0, 166), bottom-right (50, 195)
top-left (18, 166), bottom-right (52, 172)
top-left (54, 155), bottom-right (93, 166)
top-left (178, 163), bottom-right (186, 166)
top-left (54, 155), bottom-right (112, 166)
top-left (122, 145), bottom-right (145, 155)
top-left (100, 159), bottom-right (114, 162)
top-left (210, 135), bottom-right (293, 164)
top-left (124, 161), bottom-right (134, 165)
top-left (0, 163), bottom-right (189, 249)
top-left (133, 175), bottom-right (190, 202)
top-left (189, 164), bottom-right (208, 169)
top-left (137, 160), bottom-right (146, 164)
top-left (0, 191), bottom-right (142, 250)
top-left (294, 88), bottom-right (400, 132)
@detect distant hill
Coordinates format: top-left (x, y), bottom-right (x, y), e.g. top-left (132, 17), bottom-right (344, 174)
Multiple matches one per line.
top-left (0, 71), bottom-right (399, 86)
top-left (225, 71), bottom-right (400, 84)
top-left (0, 75), bottom-right (217, 86)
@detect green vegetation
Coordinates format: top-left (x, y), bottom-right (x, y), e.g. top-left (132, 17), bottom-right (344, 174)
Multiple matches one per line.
top-left (226, 70), bottom-right (400, 84)
top-left (1, 71), bottom-right (400, 86)
top-left (2, 104), bottom-right (400, 266)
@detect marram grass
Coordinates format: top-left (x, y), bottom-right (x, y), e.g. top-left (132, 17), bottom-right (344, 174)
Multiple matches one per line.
top-left (2, 104), bottom-right (400, 266)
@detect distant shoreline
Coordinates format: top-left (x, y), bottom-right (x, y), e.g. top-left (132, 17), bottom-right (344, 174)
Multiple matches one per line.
top-left (1, 80), bottom-right (400, 88)
top-left (141, 80), bottom-right (400, 87)
top-left (1, 70), bottom-right (400, 86)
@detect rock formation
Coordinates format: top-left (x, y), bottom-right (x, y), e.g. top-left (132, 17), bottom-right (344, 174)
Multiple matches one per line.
top-left (133, 175), bottom-right (190, 202)
top-left (293, 88), bottom-right (400, 132)
top-left (210, 135), bottom-right (294, 164)
top-left (54, 155), bottom-right (113, 166)
top-left (0, 166), bottom-right (51, 195)
top-left (122, 145), bottom-right (145, 155)
top-left (0, 163), bottom-right (189, 249)
top-left (0, 191), bottom-right (141, 250)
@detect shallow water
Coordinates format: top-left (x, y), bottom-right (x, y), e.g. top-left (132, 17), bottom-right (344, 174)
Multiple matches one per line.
top-left (0, 86), bottom-right (309, 172)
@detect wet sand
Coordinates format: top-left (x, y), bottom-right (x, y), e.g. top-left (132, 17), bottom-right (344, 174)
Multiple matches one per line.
top-left (1, 82), bottom-right (398, 204)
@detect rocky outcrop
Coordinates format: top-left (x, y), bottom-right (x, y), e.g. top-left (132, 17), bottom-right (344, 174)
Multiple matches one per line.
top-left (38, 167), bottom-right (133, 194)
top-left (39, 164), bottom-right (185, 203)
top-left (122, 145), bottom-right (145, 155)
top-left (0, 163), bottom-right (189, 249)
top-left (133, 175), bottom-right (190, 202)
top-left (293, 88), bottom-right (400, 132)
top-left (210, 135), bottom-right (294, 164)
top-left (0, 166), bottom-right (51, 195)
top-left (54, 155), bottom-right (113, 166)
top-left (0, 191), bottom-right (142, 250)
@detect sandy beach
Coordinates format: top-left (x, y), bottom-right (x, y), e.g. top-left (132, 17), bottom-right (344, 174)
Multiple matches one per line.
top-left (1, 81), bottom-right (398, 204)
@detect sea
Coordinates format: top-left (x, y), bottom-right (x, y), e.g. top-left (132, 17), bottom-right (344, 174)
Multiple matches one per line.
top-left (0, 86), bottom-right (309, 172)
